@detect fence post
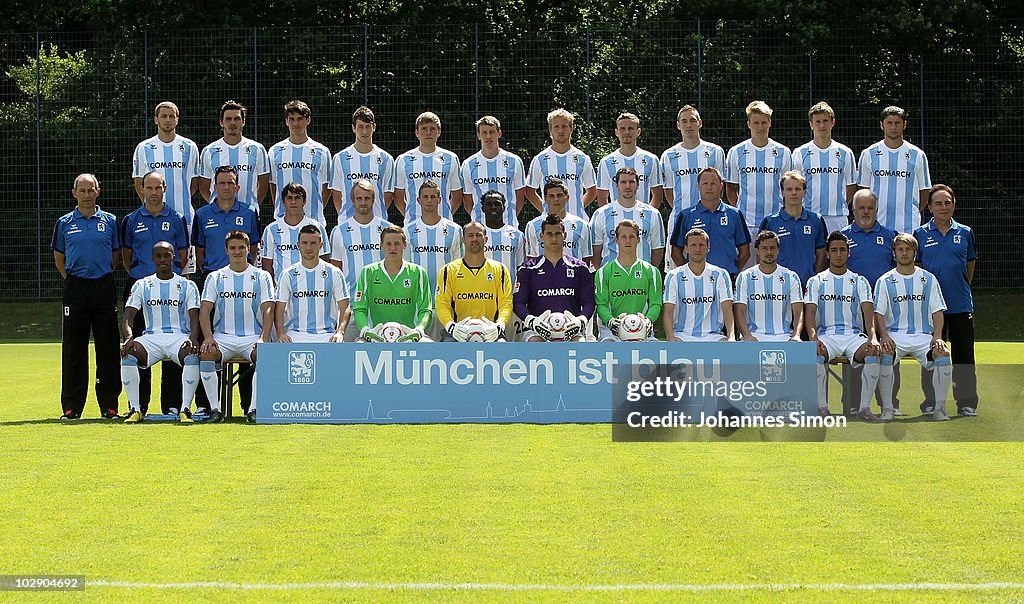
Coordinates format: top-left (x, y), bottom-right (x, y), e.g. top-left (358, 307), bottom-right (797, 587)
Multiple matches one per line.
top-left (808, 51), bottom-right (813, 103)
top-left (585, 24), bottom-right (591, 154)
top-left (474, 23), bottom-right (479, 118)
top-left (252, 27), bottom-right (258, 141)
top-left (363, 24), bottom-right (369, 106)
top-left (696, 19), bottom-right (702, 108)
top-left (35, 32), bottom-right (42, 301)
top-left (919, 55), bottom-right (925, 149)
top-left (143, 30), bottom-right (149, 130)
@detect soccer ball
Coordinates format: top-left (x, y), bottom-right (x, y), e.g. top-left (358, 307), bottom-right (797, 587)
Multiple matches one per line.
top-left (375, 322), bottom-right (411, 342)
top-left (456, 318), bottom-right (501, 342)
top-left (615, 313), bottom-right (651, 342)
top-left (537, 311), bottom-right (581, 341)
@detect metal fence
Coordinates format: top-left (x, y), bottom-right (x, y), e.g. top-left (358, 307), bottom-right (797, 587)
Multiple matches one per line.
top-left (1, 22), bottom-right (1021, 299)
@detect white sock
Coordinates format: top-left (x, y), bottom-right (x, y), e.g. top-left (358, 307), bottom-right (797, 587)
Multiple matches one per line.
top-left (861, 356), bottom-right (882, 412)
top-left (181, 355), bottom-right (200, 412)
top-left (932, 357), bottom-right (953, 415)
top-left (200, 360), bottom-right (221, 412)
top-left (816, 356), bottom-right (828, 410)
top-left (877, 355), bottom-right (895, 412)
top-left (121, 357), bottom-right (141, 412)
top-left (250, 369), bottom-right (257, 415)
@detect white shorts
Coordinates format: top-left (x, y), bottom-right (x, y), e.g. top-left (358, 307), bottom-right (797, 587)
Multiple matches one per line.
top-left (750, 332), bottom-right (793, 342)
top-left (136, 333), bottom-right (191, 367)
top-left (822, 215), bottom-right (850, 234)
top-left (213, 334), bottom-right (260, 362)
top-left (286, 331), bottom-right (335, 343)
top-left (674, 332), bottom-right (730, 342)
top-left (891, 333), bottom-right (938, 368)
top-left (818, 333), bottom-right (868, 367)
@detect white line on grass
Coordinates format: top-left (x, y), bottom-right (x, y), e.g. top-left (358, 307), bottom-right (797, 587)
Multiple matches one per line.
top-left (88, 581), bottom-right (1024, 592)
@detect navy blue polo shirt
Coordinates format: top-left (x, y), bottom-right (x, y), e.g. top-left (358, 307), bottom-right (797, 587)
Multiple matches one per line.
top-left (192, 200), bottom-right (261, 272)
top-left (841, 221), bottom-right (896, 287)
top-left (759, 207), bottom-right (826, 285)
top-left (671, 201), bottom-right (750, 275)
top-left (51, 206), bottom-right (121, 278)
top-left (121, 204), bottom-right (189, 278)
top-left (915, 219), bottom-right (976, 314)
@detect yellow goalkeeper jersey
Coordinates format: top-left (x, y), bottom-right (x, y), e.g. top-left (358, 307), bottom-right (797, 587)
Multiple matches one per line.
top-left (435, 258), bottom-right (513, 326)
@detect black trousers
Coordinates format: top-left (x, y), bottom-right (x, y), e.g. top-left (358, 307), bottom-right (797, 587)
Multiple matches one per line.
top-left (61, 275), bottom-right (121, 414)
top-left (921, 312), bottom-right (979, 412)
top-left (194, 270), bottom-right (253, 412)
top-left (123, 280), bottom-right (183, 415)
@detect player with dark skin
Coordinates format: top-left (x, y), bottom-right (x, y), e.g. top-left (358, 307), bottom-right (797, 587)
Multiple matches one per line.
top-left (120, 242), bottom-right (199, 366)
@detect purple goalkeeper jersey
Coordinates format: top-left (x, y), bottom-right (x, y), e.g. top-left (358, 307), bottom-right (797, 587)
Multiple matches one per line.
top-left (513, 254), bottom-right (595, 319)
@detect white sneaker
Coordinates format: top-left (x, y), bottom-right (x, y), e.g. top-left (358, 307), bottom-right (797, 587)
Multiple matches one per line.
top-left (880, 409), bottom-right (894, 422)
top-left (960, 407), bottom-right (978, 417)
top-left (933, 409), bottom-right (951, 421)
top-left (892, 408), bottom-right (904, 416)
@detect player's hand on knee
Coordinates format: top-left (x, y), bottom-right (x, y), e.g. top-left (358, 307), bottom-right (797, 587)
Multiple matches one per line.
top-left (815, 341), bottom-right (827, 358)
top-left (931, 337), bottom-right (948, 355)
top-left (119, 338), bottom-right (134, 358)
top-left (200, 339), bottom-right (219, 355)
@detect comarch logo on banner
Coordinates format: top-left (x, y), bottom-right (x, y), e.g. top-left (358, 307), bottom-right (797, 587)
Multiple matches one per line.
top-left (256, 342), bottom-right (817, 424)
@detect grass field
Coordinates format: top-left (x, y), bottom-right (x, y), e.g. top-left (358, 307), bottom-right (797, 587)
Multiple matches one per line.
top-left (1, 342), bottom-right (1023, 602)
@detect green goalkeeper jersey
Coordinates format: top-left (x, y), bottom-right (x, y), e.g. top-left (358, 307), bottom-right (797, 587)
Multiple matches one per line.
top-left (352, 260), bottom-right (433, 330)
top-left (594, 258), bottom-right (664, 324)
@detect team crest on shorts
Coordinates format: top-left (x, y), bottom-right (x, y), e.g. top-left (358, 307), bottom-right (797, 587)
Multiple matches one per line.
top-left (760, 350), bottom-right (786, 383)
top-left (288, 351), bottom-right (315, 384)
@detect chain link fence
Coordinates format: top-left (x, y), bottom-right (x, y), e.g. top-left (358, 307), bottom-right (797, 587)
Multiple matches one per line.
top-left (1, 23), bottom-right (1020, 299)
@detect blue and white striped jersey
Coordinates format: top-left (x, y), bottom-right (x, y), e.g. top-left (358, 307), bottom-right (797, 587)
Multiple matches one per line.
top-left (127, 274), bottom-right (199, 336)
top-left (199, 137), bottom-right (269, 212)
top-left (394, 147), bottom-right (462, 222)
top-left (873, 267), bottom-right (946, 335)
top-left (526, 145), bottom-right (596, 218)
top-left (484, 225), bottom-right (526, 282)
top-left (857, 141), bottom-right (931, 234)
top-left (202, 265), bottom-right (276, 337)
top-left (329, 144), bottom-right (395, 220)
top-left (132, 134), bottom-right (200, 227)
top-left (461, 149), bottom-right (526, 227)
top-left (329, 216), bottom-right (394, 296)
top-left (725, 138), bottom-right (792, 230)
top-left (524, 213), bottom-right (593, 260)
top-left (403, 218), bottom-right (463, 296)
top-left (735, 265), bottom-right (803, 337)
top-left (660, 141), bottom-right (726, 212)
top-left (260, 217), bottom-right (331, 284)
top-left (596, 147), bottom-right (662, 204)
top-left (589, 201), bottom-right (665, 266)
top-left (663, 263), bottom-right (733, 337)
top-left (268, 138), bottom-right (332, 225)
top-left (792, 140), bottom-right (856, 218)
top-left (804, 269), bottom-right (873, 336)
top-left (277, 260), bottom-right (349, 335)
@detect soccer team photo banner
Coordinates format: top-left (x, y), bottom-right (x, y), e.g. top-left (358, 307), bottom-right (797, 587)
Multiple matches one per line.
top-left (256, 342), bottom-right (818, 424)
